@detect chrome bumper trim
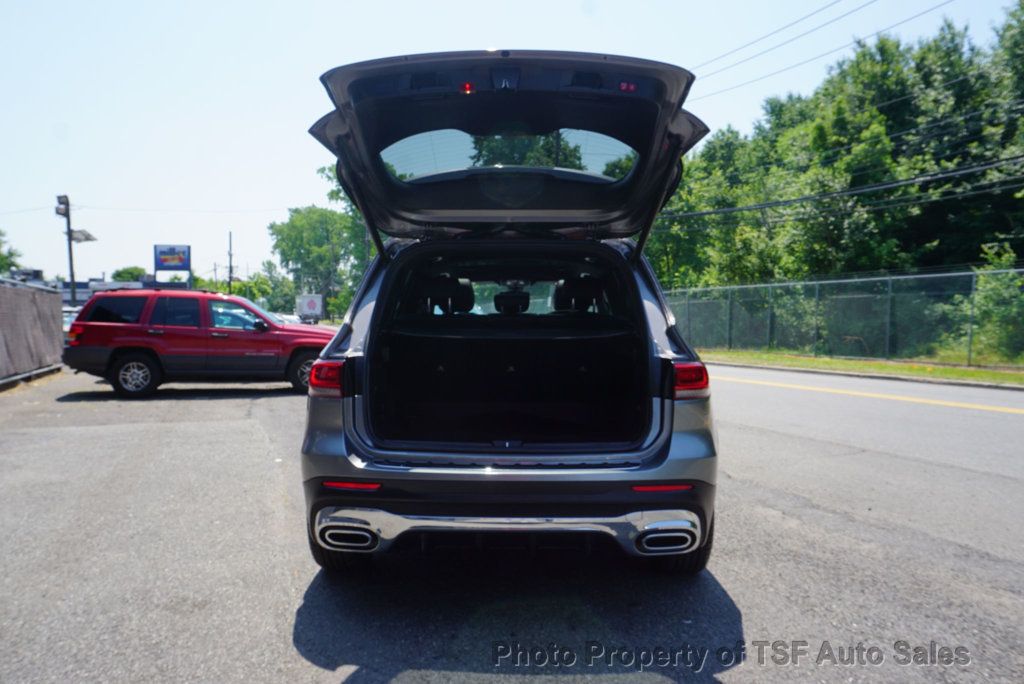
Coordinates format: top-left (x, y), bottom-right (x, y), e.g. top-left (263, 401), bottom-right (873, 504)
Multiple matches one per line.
top-left (313, 507), bottom-right (701, 556)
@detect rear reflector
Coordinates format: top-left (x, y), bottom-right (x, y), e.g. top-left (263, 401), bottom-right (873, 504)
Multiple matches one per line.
top-left (67, 323), bottom-right (85, 347)
top-left (673, 361), bottom-right (709, 399)
top-left (322, 481), bottom-right (381, 491)
top-left (632, 484), bottom-right (694, 492)
top-left (308, 359), bottom-right (344, 398)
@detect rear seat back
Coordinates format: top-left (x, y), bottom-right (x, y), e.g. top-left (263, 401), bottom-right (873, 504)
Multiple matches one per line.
top-left (424, 275), bottom-right (474, 314)
top-left (553, 276), bottom-right (603, 313)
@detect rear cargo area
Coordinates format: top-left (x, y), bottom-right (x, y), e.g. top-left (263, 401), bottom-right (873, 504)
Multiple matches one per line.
top-left (365, 244), bottom-right (652, 450)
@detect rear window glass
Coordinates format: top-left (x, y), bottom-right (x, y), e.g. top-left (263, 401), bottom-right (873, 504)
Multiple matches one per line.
top-left (86, 296), bottom-right (147, 323)
top-left (149, 297), bottom-right (200, 327)
top-left (380, 128), bottom-right (637, 182)
top-left (389, 253), bottom-right (632, 320)
top-left (432, 282), bottom-right (560, 316)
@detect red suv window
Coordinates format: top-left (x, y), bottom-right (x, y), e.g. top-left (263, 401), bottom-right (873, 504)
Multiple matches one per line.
top-left (149, 297), bottom-right (201, 327)
top-left (86, 296), bottom-right (148, 323)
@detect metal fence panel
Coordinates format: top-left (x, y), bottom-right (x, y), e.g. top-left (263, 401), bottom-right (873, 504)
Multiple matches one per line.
top-left (771, 283), bottom-right (818, 353)
top-left (0, 279), bottom-right (63, 380)
top-left (819, 278), bottom-right (890, 358)
top-left (666, 269), bottom-right (1024, 367)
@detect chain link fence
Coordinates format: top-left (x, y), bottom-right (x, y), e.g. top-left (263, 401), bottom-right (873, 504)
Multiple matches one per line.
top-left (665, 269), bottom-right (1024, 367)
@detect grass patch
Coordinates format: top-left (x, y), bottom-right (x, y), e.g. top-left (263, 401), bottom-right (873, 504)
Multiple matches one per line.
top-left (698, 349), bottom-right (1024, 387)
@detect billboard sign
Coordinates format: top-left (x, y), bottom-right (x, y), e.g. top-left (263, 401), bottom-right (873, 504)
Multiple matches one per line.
top-left (154, 244), bottom-right (191, 272)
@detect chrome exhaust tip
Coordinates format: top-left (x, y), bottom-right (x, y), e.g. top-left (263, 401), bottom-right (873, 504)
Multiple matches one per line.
top-left (319, 525), bottom-right (379, 551)
top-left (637, 529), bottom-right (697, 554)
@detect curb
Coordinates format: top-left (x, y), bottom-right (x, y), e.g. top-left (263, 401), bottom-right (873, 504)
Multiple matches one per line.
top-left (703, 360), bottom-right (1024, 392)
top-left (0, 364), bottom-right (63, 393)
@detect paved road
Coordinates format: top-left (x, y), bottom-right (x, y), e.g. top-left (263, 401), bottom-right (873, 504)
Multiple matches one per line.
top-left (1, 367), bottom-right (1021, 682)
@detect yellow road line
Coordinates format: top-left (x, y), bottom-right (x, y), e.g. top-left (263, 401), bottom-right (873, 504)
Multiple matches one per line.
top-left (713, 376), bottom-right (1024, 415)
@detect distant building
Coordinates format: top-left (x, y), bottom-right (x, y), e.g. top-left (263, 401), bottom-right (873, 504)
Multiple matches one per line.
top-left (7, 268), bottom-right (44, 282)
top-left (7, 269), bottom-right (189, 305)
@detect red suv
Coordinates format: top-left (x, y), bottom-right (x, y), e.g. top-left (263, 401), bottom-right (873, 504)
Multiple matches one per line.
top-left (63, 289), bottom-right (335, 397)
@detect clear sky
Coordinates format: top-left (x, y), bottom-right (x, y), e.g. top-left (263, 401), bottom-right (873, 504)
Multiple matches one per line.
top-left (0, 0), bottom-right (1012, 283)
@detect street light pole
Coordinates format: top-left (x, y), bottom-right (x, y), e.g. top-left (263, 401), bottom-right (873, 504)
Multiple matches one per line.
top-left (55, 195), bottom-right (76, 305)
top-left (55, 195), bottom-right (97, 306)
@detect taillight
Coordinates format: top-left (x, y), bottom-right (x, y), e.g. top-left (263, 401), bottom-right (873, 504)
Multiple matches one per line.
top-left (308, 359), bottom-right (344, 398)
top-left (673, 361), bottom-right (709, 399)
top-left (67, 323), bottom-right (85, 347)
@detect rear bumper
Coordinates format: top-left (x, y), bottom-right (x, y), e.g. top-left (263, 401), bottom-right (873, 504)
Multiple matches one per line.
top-left (302, 392), bottom-right (718, 556)
top-left (314, 507), bottom-right (702, 557)
top-left (304, 477), bottom-right (715, 554)
top-left (62, 345), bottom-right (111, 375)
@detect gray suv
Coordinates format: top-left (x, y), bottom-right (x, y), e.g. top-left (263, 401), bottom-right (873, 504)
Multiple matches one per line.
top-left (302, 50), bottom-right (715, 575)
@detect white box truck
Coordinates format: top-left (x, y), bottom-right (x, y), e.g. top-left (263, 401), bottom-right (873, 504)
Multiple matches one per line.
top-left (295, 294), bottom-right (324, 324)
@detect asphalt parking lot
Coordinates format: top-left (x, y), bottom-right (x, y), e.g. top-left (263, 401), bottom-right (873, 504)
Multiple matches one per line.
top-left (1, 366), bottom-right (1022, 682)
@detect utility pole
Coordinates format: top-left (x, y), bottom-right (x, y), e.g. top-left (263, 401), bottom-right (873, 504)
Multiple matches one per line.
top-left (213, 263), bottom-right (218, 289)
top-left (55, 195), bottom-right (75, 305)
top-left (227, 231), bottom-right (234, 295)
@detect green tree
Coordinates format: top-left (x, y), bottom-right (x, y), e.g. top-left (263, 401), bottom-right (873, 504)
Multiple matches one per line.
top-left (192, 274), bottom-right (224, 293)
top-left (315, 165), bottom-right (375, 310)
top-left (471, 132), bottom-right (584, 169)
top-left (971, 243), bottom-right (1024, 360)
top-left (603, 151), bottom-right (637, 180)
top-left (194, 262), bottom-right (296, 313)
top-left (648, 4), bottom-right (1024, 289)
top-left (268, 206), bottom-right (362, 318)
top-left (111, 266), bottom-right (146, 282)
top-left (0, 229), bottom-right (20, 272)
top-left (256, 260), bottom-right (297, 312)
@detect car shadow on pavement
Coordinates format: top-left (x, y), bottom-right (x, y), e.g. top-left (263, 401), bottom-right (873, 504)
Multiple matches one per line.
top-left (55, 385), bottom-right (296, 402)
top-left (293, 550), bottom-right (744, 682)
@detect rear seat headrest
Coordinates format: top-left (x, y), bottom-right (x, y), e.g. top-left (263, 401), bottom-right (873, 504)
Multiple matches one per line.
top-left (494, 290), bottom-right (529, 315)
top-left (426, 275), bottom-right (474, 314)
top-left (553, 277), bottom-right (602, 312)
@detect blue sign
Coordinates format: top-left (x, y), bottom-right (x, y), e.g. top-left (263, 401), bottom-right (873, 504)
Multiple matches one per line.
top-left (154, 245), bottom-right (191, 272)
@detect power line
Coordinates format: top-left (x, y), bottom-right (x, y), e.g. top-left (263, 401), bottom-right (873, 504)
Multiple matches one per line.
top-left (661, 153), bottom-right (1024, 220)
top-left (678, 84), bottom-right (1019, 205)
top-left (0, 206), bottom-right (48, 216)
top-left (701, 0), bottom-right (880, 79)
top-left (693, 0), bottom-right (846, 69)
top-left (706, 98), bottom-right (1024, 197)
top-left (728, 62), bottom-right (991, 129)
top-left (672, 173), bottom-right (1024, 227)
top-left (768, 174), bottom-right (1024, 222)
top-left (651, 176), bottom-right (1024, 233)
top-left (696, 98), bottom-right (1024, 197)
top-left (75, 205), bottom-right (289, 214)
top-left (688, 0), bottom-right (957, 102)
top-left (755, 133), bottom-right (987, 199)
top-left (670, 154), bottom-right (1024, 221)
top-left (802, 98), bottom-right (1024, 168)
top-left (863, 72), bottom-right (974, 111)
top-left (797, 66), bottom-right (984, 117)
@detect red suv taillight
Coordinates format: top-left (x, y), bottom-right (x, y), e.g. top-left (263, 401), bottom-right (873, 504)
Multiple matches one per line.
top-left (67, 323), bottom-right (86, 347)
top-left (308, 359), bottom-right (344, 398)
top-left (673, 361), bottom-right (709, 399)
